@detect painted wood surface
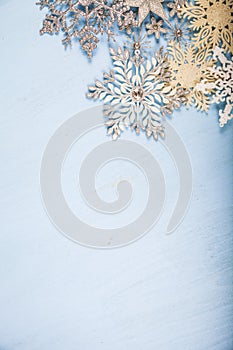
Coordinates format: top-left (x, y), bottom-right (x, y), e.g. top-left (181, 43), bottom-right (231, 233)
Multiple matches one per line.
top-left (0, 1), bottom-right (232, 349)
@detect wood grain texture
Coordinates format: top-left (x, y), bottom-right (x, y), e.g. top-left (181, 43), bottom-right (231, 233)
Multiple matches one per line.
top-left (0, 1), bottom-right (232, 349)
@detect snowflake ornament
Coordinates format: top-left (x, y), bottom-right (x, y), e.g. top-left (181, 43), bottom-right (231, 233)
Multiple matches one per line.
top-left (87, 45), bottom-right (188, 140)
top-left (167, 0), bottom-right (185, 18)
top-left (37, 0), bottom-right (137, 57)
top-left (181, 0), bottom-right (233, 54)
top-left (166, 19), bottom-right (190, 46)
top-left (168, 44), bottom-right (216, 111)
top-left (125, 0), bottom-right (168, 25)
top-left (146, 18), bottom-right (167, 39)
top-left (197, 46), bottom-right (233, 127)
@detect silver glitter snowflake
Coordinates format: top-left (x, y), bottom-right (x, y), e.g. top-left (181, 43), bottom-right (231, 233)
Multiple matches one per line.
top-left (167, 0), bottom-right (185, 18)
top-left (37, 0), bottom-right (137, 57)
top-left (197, 46), bottom-right (233, 127)
top-left (87, 45), bottom-right (188, 140)
top-left (166, 20), bottom-right (191, 46)
top-left (124, 30), bottom-right (151, 66)
top-left (146, 18), bottom-right (167, 40)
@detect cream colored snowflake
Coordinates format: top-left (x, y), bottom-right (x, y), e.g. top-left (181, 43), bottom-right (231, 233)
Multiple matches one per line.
top-left (181, 0), bottom-right (233, 54)
top-left (168, 44), bottom-right (216, 111)
top-left (87, 46), bottom-right (188, 140)
top-left (197, 46), bottom-right (233, 126)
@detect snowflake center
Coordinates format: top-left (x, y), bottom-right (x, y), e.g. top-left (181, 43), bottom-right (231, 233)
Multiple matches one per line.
top-left (133, 42), bottom-right (140, 49)
top-left (133, 42), bottom-right (142, 56)
top-left (131, 86), bottom-right (144, 102)
top-left (179, 64), bottom-right (200, 89)
top-left (175, 29), bottom-right (183, 37)
top-left (207, 3), bottom-right (230, 28)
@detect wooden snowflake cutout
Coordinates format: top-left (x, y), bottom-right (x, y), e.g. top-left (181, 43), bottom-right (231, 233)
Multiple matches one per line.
top-left (37, 0), bottom-right (137, 58)
top-left (87, 46), bottom-right (188, 140)
top-left (181, 0), bottom-right (233, 54)
top-left (168, 44), bottom-right (216, 111)
top-left (197, 47), bottom-right (233, 126)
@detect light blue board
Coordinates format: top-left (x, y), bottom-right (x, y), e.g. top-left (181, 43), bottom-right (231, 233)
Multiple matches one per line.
top-left (0, 1), bottom-right (232, 349)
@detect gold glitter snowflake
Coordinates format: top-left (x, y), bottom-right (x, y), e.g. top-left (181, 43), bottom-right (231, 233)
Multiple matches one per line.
top-left (37, 0), bottom-right (137, 57)
top-left (181, 0), bottom-right (233, 54)
top-left (197, 47), bottom-right (233, 126)
top-left (87, 46), bottom-right (188, 140)
top-left (168, 44), bottom-right (216, 111)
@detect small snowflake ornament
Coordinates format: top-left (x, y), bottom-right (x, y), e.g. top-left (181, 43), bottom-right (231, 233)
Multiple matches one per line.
top-left (146, 18), bottom-right (167, 39)
top-left (87, 45), bottom-right (188, 140)
top-left (167, 0), bottom-right (185, 18)
top-left (166, 20), bottom-right (191, 46)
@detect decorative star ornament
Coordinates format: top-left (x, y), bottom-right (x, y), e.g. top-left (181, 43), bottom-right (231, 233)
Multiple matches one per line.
top-left (126, 0), bottom-right (168, 25)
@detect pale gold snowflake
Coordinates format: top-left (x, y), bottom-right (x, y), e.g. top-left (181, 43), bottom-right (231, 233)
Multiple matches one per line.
top-left (181, 0), bottom-right (233, 54)
top-left (168, 44), bottom-right (216, 111)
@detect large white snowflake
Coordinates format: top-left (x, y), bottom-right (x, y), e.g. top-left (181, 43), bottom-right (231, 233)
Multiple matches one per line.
top-left (87, 46), bottom-right (188, 140)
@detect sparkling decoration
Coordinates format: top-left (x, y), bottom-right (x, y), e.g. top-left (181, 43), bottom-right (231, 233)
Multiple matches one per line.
top-left (146, 18), bottom-right (167, 39)
top-left (87, 46), bottom-right (188, 140)
top-left (37, 0), bottom-right (137, 57)
top-left (167, 0), bottom-right (185, 17)
top-left (124, 31), bottom-right (152, 65)
top-left (181, 0), bottom-right (233, 54)
top-left (37, 0), bottom-right (233, 134)
top-left (168, 44), bottom-right (216, 111)
top-left (125, 0), bottom-right (168, 25)
top-left (197, 46), bottom-right (233, 126)
top-left (166, 20), bottom-right (190, 46)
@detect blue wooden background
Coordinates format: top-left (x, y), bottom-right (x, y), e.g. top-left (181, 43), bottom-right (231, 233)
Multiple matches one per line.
top-left (0, 1), bottom-right (232, 349)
